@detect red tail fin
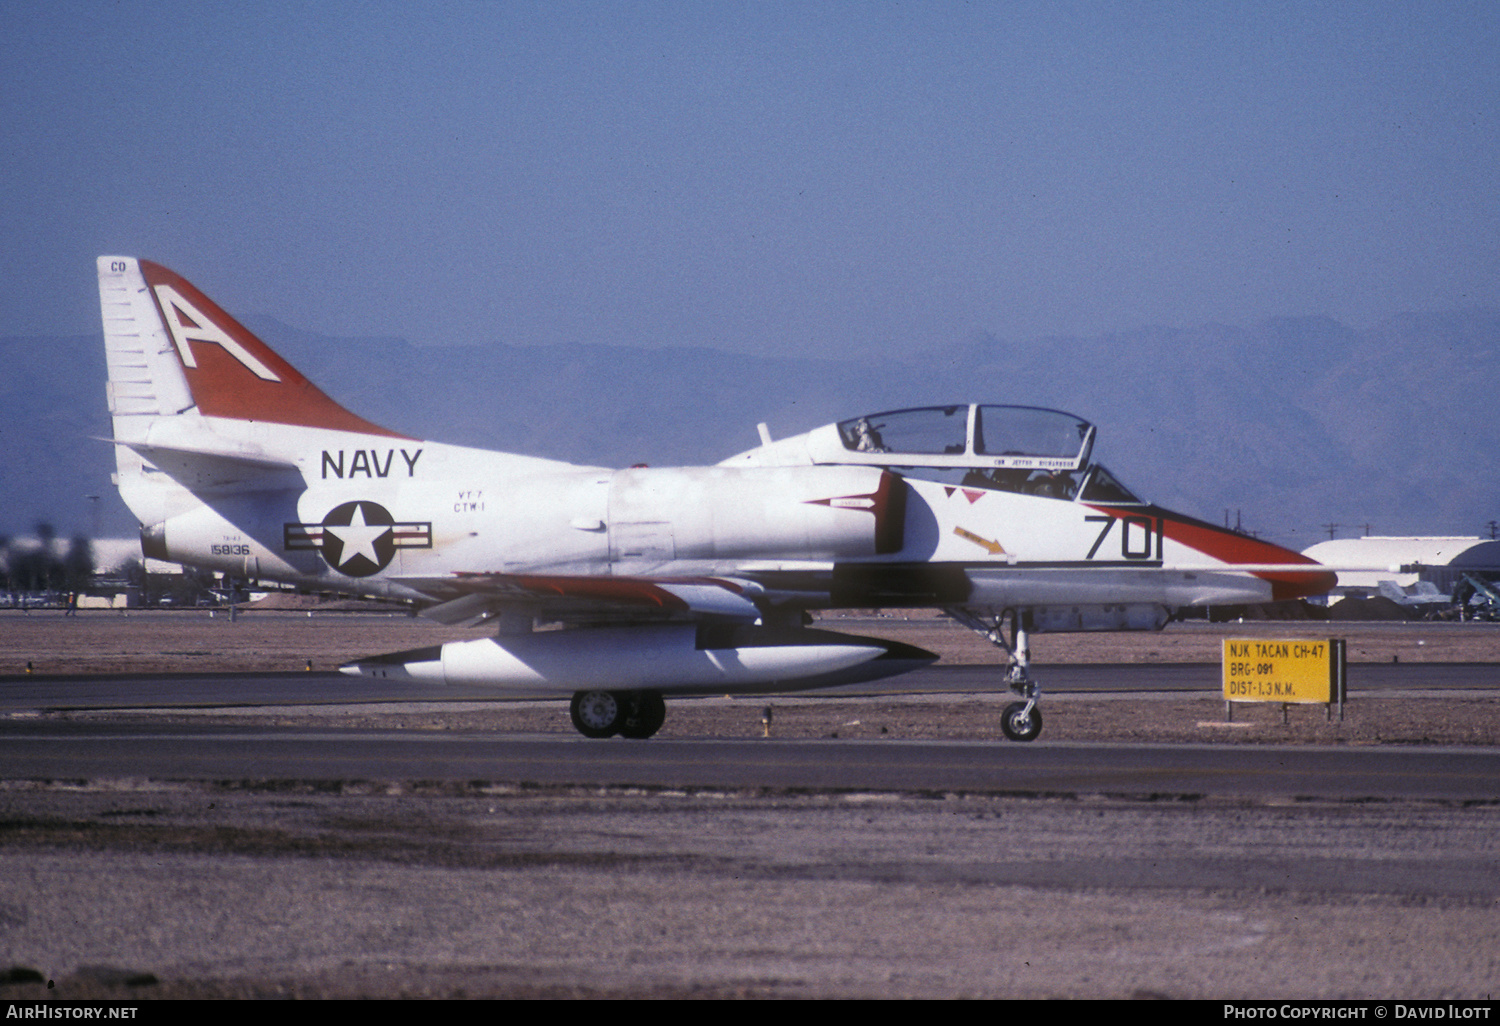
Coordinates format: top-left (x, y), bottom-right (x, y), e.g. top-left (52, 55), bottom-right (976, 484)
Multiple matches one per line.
top-left (139, 260), bottom-right (408, 438)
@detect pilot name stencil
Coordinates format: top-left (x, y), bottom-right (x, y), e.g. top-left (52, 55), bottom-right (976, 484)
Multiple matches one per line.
top-left (321, 448), bottom-right (423, 479)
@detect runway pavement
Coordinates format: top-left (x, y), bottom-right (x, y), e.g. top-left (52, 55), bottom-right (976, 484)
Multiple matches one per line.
top-left (2, 659), bottom-right (1496, 712)
top-left (3, 719), bottom-right (1499, 801)
top-left (2, 662), bottom-right (1497, 800)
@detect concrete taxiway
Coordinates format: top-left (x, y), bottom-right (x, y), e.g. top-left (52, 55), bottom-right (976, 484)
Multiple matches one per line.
top-left (3, 718), bottom-right (1500, 802)
top-left (3, 659), bottom-right (1498, 801)
top-left (2, 660), bottom-right (1498, 711)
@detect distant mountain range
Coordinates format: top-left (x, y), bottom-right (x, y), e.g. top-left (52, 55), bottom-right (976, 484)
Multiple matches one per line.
top-left (5, 309), bottom-right (1496, 550)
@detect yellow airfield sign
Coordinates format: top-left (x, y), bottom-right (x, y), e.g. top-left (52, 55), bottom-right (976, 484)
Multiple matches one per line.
top-left (1222, 638), bottom-right (1345, 704)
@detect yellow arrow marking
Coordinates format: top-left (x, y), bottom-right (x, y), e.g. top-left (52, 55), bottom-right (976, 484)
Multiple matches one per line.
top-left (954, 526), bottom-right (1006, 555)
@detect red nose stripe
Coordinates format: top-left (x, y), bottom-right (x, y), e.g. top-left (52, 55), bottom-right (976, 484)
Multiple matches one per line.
top-left (1161, 515), bottom-right (1336, 600)
top-left (1090, 505), bottom-right (1338, 601)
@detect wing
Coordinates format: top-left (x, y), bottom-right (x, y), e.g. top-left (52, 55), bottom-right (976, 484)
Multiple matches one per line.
top-left (394, 571), bottom-right (767, 626)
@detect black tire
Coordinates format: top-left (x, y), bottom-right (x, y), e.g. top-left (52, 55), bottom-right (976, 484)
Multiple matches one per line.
top-left (570, 690), bottom-right (623, 738)
top-left (1001, 701), bottom-right (1042, 742)
top-left (618, 691), bottom-right (667, 739)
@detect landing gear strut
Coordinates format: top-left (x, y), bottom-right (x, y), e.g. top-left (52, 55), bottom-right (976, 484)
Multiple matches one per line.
top-left (946, 607), bottom-right (1044, 742)
top-left (569, 689), bottom-right (667, 739)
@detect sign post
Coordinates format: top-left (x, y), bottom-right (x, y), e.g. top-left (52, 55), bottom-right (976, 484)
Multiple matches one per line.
top-left (1222, 638), bottom-right (1346, 722)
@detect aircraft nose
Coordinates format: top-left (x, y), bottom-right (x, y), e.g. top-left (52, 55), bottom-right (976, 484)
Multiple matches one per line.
top-left (1260, 549), bottom-right (1344, 606)
top-left (1229, 533), bottom-right (1338, 600)
top-left (1151, 509), bottom-right (1340, 601)
top-left (1263, 561), bottom-right (1340, 601)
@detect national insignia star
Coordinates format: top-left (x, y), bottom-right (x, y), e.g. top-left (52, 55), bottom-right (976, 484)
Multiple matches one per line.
top-left (323, 503), bottom-right (390, 570)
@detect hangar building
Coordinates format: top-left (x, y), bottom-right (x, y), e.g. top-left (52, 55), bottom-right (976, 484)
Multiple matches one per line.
top-left (1301, 536), bottom-right (1500, 598)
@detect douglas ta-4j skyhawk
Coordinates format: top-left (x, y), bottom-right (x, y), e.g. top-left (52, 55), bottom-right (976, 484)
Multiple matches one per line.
top-left (97, 256), bottom-right (1337, 740)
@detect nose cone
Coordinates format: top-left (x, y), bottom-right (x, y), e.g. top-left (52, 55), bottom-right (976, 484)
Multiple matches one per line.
top-left (1261, 561), bottom-right (1339, 602)
top-left (1152, 510), bottom-right (1339, 600)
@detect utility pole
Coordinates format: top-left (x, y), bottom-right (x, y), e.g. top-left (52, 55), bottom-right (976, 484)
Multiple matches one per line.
top-left (1322, 523), bottom-right (1340, 540)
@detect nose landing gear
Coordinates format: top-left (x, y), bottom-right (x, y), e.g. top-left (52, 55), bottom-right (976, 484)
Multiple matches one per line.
top-left (1001, 698), bottom-right (1042, 742)
top-left (946, 607), bottom-right (1044, 742)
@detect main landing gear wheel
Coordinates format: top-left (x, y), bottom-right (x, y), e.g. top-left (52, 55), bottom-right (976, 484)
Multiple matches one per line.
top-left (1001, 701), bottom-right (1042, 742)
top-left (569, 690), bottom-right (668, 739)
top-left (618, 691), bottom-right (667, 739)
top-left (570, 690), bottom-right (622, 738)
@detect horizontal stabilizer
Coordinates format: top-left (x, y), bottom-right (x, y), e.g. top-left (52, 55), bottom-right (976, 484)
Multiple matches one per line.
top-left (113, 438), bottom-right (302, 492)
top-left (117, 438), bottom-right (298, 471)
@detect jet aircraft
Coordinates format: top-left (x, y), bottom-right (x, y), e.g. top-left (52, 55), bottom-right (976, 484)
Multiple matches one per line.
top-left (97, 257), bottom-right (1336, 740)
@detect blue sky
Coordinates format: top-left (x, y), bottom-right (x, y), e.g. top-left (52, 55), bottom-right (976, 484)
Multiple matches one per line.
top-left (4, 1), bottom-right (1497, 358)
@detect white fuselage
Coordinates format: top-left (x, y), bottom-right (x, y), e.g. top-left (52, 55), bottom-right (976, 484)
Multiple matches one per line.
top-left (136, 417), bottom-right (1282, 615)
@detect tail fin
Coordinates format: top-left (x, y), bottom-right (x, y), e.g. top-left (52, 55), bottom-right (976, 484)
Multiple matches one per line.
top-left (97, 256), bottom-right (404, 439)
top-left (99, 257), bottom-right (412, 539)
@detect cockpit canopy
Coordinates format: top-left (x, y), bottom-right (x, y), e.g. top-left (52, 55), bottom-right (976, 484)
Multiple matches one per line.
top-left (724, 403), bottom-right (1144, 504)
top-left (837, 405), bottom-right (1094, 471)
